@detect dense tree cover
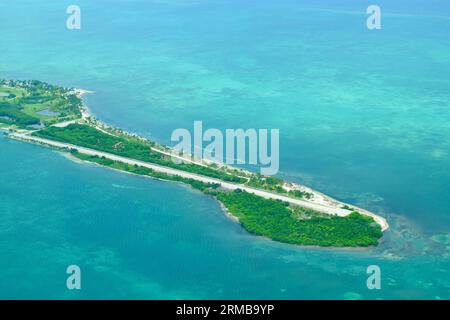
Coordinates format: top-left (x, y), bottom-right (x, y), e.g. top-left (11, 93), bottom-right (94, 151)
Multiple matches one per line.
top-left (215, 190), bottom-right (382, 247)
top-left (35, 124), bottom-right (247, 183)
top-left (0, 103), bottom-right (40, 125)
top-left (73, 153), bottom-right (220, 192)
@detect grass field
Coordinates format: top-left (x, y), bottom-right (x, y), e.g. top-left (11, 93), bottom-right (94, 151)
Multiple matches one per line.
top-left (0, 80), bottom-right (82, 128)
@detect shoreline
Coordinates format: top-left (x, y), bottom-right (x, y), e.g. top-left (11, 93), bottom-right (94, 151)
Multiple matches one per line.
top-left (70, 88), bottom-right (389, 232)
top-left (11, 126), bottom-right (388, 229)
top-left (62, 152), bottom-right (377, 252)
top-left (4, 83), bottom-right (389, 245)
top-left (74, 89), bottom-right (96, 120)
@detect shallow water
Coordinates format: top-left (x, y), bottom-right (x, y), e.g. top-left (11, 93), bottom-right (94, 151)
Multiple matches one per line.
top-left (0, 0), bottom-right (448, 299)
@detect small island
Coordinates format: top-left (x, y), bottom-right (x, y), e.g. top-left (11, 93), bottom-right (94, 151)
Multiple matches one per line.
top-left (1, 79), bottom-right (388, 247)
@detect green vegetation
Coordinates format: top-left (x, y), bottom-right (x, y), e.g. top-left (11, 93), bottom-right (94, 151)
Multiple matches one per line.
top-left (0, 80), bottom-right (82, 128)
top-left (214, 190), bottom-right (382, 247)
top-left (34, 124), bottom-right (247, 183)
top-left (248, 175), bottom-right (286, 193)
top-left (288, 189), bottom-right (313, 200)
top-left (72, 152), bottom-right (221, 192)
top-left (33, 123), bottom-right (316, 200)
top-left (248, 174), bottom-right (313, 199)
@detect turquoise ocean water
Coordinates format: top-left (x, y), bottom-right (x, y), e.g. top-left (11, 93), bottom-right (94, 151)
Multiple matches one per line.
top-left (0, 0), bottom-right (449, 299)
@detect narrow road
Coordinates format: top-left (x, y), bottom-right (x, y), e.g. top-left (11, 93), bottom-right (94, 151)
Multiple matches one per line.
top-left (10, 132), bottom-right (389, 231)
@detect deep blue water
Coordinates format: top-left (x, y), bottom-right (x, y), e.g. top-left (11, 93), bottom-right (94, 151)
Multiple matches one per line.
top-left (0, 0), bottom-right (449, 299)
